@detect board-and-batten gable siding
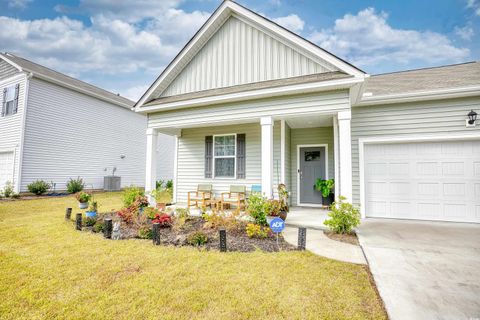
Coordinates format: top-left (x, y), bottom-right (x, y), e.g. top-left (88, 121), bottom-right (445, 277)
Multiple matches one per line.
top-left (21, 78), bottom-right (147, 191)
top-left (289, 126), bottom-right (334, 206)
top-left (350, 96), bottom-right (480, 206)
top-left (148, 90), bottom-right (350, 128)
top-left (176, 122), bottom-right (282, 203)
top-left (160, 16), bottom-right (338, 98)
top-left (0, 74), bottom-right (27, 191)
top-left (0, 60), bottom-right (20, 81)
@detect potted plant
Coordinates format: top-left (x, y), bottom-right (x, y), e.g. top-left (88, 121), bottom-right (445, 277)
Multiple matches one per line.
top-left (133, 195), bottom-right (149, 214)
top-left (314, 179), bottom-right (335, 206)
top-left (265, 199), bottom-right (281, 224)
top-left (75, 191), bottom-right (91, 209)
top-left (85, 201), bottom-right (97, 218)
top-left (277, 184), bottom-right (289, 220)
top-left (150, 189), bottom-right (168, 210)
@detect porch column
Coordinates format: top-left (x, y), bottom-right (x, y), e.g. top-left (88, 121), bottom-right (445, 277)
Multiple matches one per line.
top-left (261, 116), bottom-right (274, 199)
top-left (145, 128), bottom-right (158, 206)
top-left (337, 111), bottom-right (352, 201)
top-left (333, 116), bottom-right (340, 198)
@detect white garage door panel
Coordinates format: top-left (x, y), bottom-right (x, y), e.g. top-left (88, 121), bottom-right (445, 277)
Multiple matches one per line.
top-left (365, 140), bottom-right (480, 223)
top-left (0, 151), bottom-right (14, 189)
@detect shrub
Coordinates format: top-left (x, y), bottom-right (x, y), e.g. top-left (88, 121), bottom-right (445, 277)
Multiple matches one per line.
top-left (264, 199), bottom-right (281, 217)
top-left (187, 231), bottom-right (208, 246)
top-left (245, 223), bottom-right (270, 239)
top-left (66, 177), bottom-right (85, 194)
top-left (315, 179), bottom-right (335, 197)
top-left (3, 181), bottom-right (14, 198)
top-left (152, 213), bottom-right (172, 228)
top-left (144, 207), bottom-right (160, 219)
top-left (11, 193), bottom-right (20, 199)
top-left (138, 226), bottom-right (153, 239)
top-left (203, 211), bottom-right (242, 232)
top-left (27, 180), bottom-right (50, 195)
top-left (323, 196), bottom-right (360, 234)
top-left (117, 207), bottom-right (136, 224)
top-left (75, 191), bottom-right (91, 203)
top-left (85, 217), bottom-right (96, 227)
top-left (175, 208), bottom-right (189, 219)
top-left (246, 194), bottom-right (268, 226)
top-left (93, 222), bottom-right (104, 233)
top-left (122, 186), bottom-right (144, 207)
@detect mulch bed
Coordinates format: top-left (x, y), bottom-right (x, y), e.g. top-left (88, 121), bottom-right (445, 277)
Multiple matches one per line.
top-left (84, 216), bottom-right (295, 253)
top-left (324, 231), bottom-right (359, 246)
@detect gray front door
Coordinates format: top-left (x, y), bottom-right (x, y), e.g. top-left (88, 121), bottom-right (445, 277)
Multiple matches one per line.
top-left (299, 147), bottom-right (326, 204)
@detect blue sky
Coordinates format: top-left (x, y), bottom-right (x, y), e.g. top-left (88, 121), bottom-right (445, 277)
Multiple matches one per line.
top-left (1, 0), bottom-right (479, 100)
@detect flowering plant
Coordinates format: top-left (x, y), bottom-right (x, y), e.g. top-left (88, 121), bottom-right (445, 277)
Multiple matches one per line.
top-left (144, 207), bottom-right (160, 219)
top-left (133, 195), bottom-right (149, 208)
top-left (117, 207), bottom-right (135, 224)
top-left (152, 213), bottom-right (172, 228)
top-left (75, 191), bottom-right (91, 203)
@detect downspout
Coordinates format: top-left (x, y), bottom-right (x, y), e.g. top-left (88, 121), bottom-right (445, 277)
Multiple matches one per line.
top-left (16, 72), bottom-right (33, 193)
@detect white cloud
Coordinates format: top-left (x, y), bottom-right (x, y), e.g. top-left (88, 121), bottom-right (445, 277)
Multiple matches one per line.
top-left (122, 85), bottom-right (149, 101)
top-left (7, 0), bottom-right (32, 9)
top-left (309, 8), bottom-right (470, 69)
top-left (272, 14), bottom-right (305, 32)
top-left (466, 0), bottom-right (480, 16)
top-left (455, 25), bottom-right (474, 40)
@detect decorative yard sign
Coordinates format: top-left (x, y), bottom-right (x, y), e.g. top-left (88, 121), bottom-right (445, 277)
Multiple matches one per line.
top-left (269, 217), bottom-right (285, 246)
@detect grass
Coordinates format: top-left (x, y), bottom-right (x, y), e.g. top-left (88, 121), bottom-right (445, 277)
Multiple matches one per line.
top-left (0, 193), bottom-right (386, 320)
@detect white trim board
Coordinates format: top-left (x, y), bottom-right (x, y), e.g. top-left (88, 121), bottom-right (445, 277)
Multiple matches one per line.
top-left (358, 132), bottom-right (480, 218)
top-left (296, 144), bottom-right (329, 207)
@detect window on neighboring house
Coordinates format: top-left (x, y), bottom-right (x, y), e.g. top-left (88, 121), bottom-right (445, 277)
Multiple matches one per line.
top-left (2, 84), bottom-right (18, 117)
top-left (213, 134), bottom-right (236, 178)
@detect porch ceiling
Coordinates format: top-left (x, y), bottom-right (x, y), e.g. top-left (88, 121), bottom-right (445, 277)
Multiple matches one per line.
top-left (286, 114), bottom-right (334, 128)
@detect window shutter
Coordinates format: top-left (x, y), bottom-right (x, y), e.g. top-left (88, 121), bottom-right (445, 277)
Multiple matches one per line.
top-left (236, 134), bottom-right (246, 179)
top-left (13, 83), bottom-right (19, 114)
top-left (1, 88), bottom-right (6, 117)
top-left (205, 136), bottom-right (213, 178)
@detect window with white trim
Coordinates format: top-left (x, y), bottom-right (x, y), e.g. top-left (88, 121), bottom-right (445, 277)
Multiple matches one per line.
top-left (213, 134), bottom-right (236, 178)
top-left (3, 85), bottom-right (16, 116)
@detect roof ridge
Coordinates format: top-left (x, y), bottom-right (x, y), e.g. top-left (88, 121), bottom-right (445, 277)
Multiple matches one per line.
top-left (372, 61), bottom-right (478, 77)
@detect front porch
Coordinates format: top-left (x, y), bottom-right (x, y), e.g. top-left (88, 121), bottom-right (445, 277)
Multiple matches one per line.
top-left (145, 110), bottom-right (353, 208)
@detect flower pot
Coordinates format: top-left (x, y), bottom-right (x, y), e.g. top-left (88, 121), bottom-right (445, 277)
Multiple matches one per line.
top-left (322, 194), bottom-right (335, 206)
top-left (279, 211), bottom-right (288, 221)
top-left (85, 211), bottom-right (97, 218)
top-left (78, 201), bottom-right (88, 209)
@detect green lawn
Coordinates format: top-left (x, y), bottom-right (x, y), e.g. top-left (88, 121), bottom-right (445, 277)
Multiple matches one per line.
top-left (0, 193), bottom-right (386, 319)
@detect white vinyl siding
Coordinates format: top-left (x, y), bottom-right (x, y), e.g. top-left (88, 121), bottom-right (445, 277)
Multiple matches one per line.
top-left (148, 91), bottom-right (350, 129)
top-left (0, 74), bottom-right (26, 192)
top-left (160, 16), bottom-right (337, 97)
top-left (351, 96), bottom-right (480, 207)
top-left (0, 151), bottom-right (14, 189)
top-left (0, 60), bottom-right (19, 81)
top-left (289, 127), bottom-right (334, 206)
top-left (21, 78), bottom-right (148, 191)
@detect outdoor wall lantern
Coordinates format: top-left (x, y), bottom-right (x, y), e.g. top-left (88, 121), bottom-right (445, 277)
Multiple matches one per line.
top-left (466, 110), bottom-right (477, 127)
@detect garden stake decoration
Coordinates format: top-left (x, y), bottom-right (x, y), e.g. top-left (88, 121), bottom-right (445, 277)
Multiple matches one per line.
top-left (75, 213), bottom-right (82, 230)
top-left (112, 222), bottom-right (121, 240)
top-left (298, 227), bottom-right (307, 251)
top-left (65, 208), bottom-right (72, 220)
top-left (219, 229), bottom-right (227, 252)
top-left (104, 218), bottom-right (113, 239)
top-left (152, 222), bottom-right (161, 245)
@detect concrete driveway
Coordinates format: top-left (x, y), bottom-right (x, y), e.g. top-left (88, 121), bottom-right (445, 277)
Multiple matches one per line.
top-left (358, 219), bottom-right (480, 320)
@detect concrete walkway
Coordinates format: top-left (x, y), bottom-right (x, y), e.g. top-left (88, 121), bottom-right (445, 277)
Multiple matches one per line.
top-left (358, 218), bottom-right (480, 320)
top-left (285, 207), bottom-right (329, 229)
top-left (283, 226), bottom-right (367, 265)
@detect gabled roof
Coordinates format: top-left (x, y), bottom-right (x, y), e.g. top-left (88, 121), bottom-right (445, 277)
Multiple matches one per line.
top-left (0, 53), bottom-right (134, 108)
top-left (135, 0), bottom-right (365, 108)
top-left (359, 61), bottom-right (480, 105)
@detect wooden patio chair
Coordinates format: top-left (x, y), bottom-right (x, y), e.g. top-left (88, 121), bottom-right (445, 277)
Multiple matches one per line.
top-left (221, 185), bottom-right (246, 210)
top-left (187, 184), bottom-right (213, 208)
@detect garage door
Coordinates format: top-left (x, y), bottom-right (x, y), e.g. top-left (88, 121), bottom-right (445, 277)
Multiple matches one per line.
top-left (0, 151), bottom-right (14, 189)
top-left (364, 140), bottom-right (480, 223)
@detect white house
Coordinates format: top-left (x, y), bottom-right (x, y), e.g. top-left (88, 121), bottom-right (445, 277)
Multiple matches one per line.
top-left (0, 53), bottom-right (174, 193)
top-left (135, 1), bottom-right (480, 223)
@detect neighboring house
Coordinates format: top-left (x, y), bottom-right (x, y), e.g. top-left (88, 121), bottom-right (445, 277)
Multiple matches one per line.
top-left (135, 1), bottom-right (480, 223)
top-left (0, 53), bottom-right (174, 193)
